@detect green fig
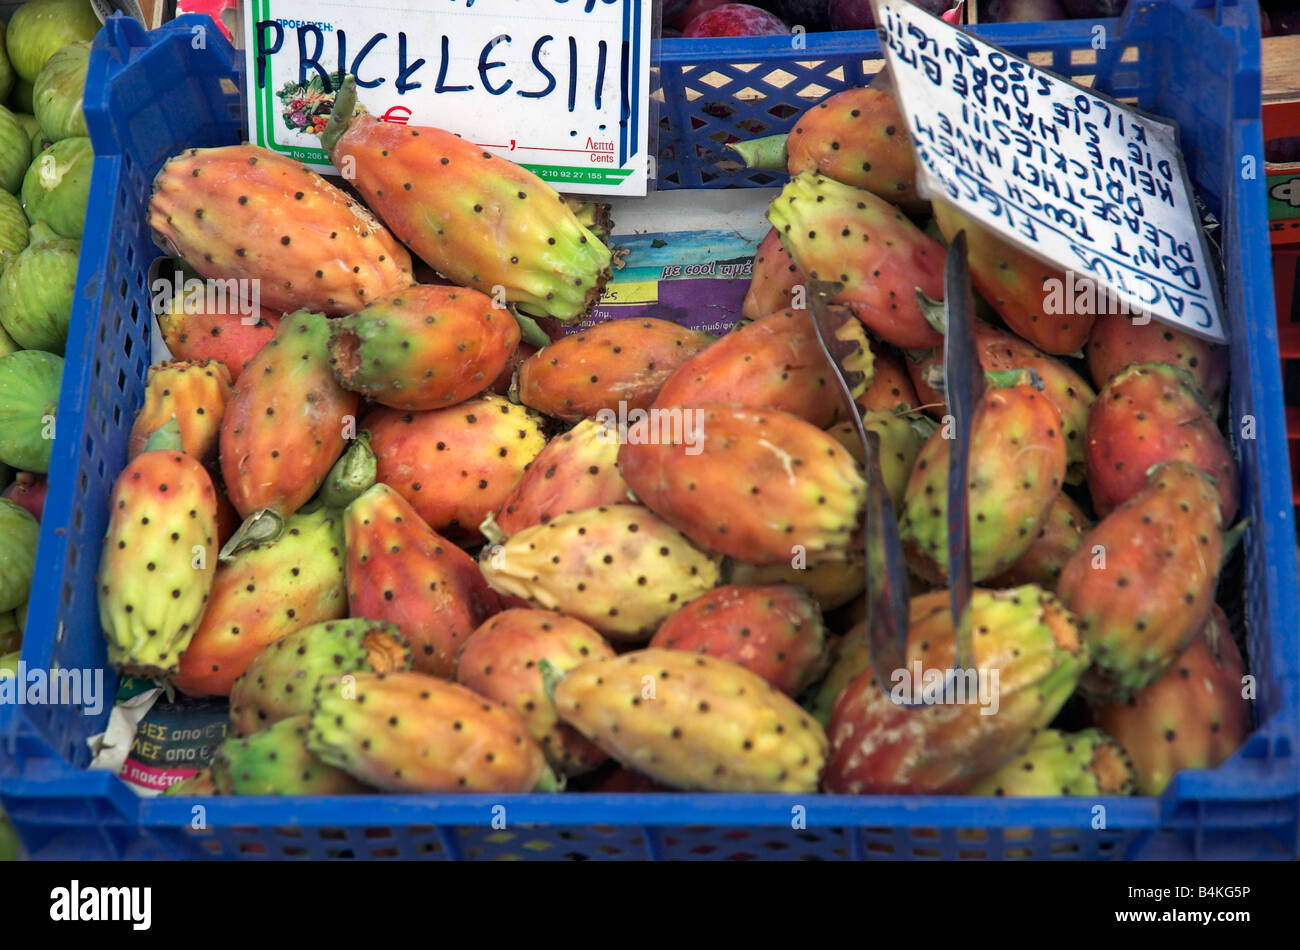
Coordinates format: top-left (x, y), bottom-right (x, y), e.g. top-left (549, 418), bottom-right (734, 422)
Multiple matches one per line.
top-left (33, 40), bottom-right (88, 142)
top-left (0, 223), bottom-right (77, 353)
top-left (0, 349), bottom-right (61, 472)
top-left (5, 0), bottom-right (101, 83)
top-left (21, 135), bottom-right (89, 238)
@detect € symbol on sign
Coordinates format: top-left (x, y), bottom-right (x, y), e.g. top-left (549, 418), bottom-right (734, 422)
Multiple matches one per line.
top-left (509, 140), bottom-right (517, 150)
top-left (380, 106), bottom-right (412, 125)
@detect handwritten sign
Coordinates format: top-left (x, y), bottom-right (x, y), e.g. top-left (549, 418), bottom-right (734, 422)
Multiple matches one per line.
top-left (243, 0), bottom-right (652, 196)
top-left (874, 1), bottom-right (1225, 342)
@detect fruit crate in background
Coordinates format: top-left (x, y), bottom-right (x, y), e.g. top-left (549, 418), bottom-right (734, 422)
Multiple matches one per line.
top-left (1, 2), bottom-right (1296, 861)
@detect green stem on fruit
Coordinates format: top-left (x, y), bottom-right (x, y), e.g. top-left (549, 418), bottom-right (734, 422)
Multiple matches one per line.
top-left (143, 416), bottom-right (183, 453)
top-left (533, 765), bottom-right (566, 793)
top-left (478, 511), bottom-right (508, 547)
top-left (536, 658), bottom-right (564, 706)
top-left (726, 133), bottom-right (789, 171)
top-left (218, 508), bottom-right (285, 562)
top-left (915, 289), bottom-right (947, 334)
top-left (320, 75), bottom-right (359, 155)
top-left (511, 309), bottom-right (553, 350)
top-left (319, 432), bottom-right (376, 509)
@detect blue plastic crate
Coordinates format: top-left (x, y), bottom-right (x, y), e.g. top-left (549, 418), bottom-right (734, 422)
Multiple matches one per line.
top-left (1, 1), bottom-right (1296, 860)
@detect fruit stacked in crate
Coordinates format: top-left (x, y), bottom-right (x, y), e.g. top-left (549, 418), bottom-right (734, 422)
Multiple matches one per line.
top-left (104, 64), bottom-right (1249, 800)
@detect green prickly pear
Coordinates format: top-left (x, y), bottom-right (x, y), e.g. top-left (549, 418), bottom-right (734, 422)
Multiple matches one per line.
top-left (162, 768), bottom-right (219, 796)
top-left (967, 728), bottom-right (1136, 796)
top-left (328, 285), bottom-right (520, 411)
top-left (1057, 461), bottom-right (1224, 702)
top-left (766, 172), bottom-right (946, 350)
top-left (211, 714), bottom-right (370, 795)
top-left (988, 492), bottom-right (1091, 590)
top-left (322, 76), bottom-right (611, 323)
top-left (96, 421), bottom-right (217, 680)
top-left (552, 648), bottom-right (829, 792)
top-left (900, 383), bottom-right (1066, 584)
top-left (826, 409), bottom-right (928, 513)
top-left (172, 504), bottom-right (348, 697)
top-left (457, 609), bottom-right (616, 776)
top-left (228, 617), bottom-right (411, 737)
top-left (618, 404), bottom-right (867, 566)
top-left (479, 505), bottom-right (722, 642)
top-left (308, 671), bottom-right (547, 793)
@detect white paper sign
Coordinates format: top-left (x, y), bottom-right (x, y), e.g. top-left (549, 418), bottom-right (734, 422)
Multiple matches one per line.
top-left (874, 2), bottom-right (1225, 342)
top-left (242, 0), bottom-right (652, 196)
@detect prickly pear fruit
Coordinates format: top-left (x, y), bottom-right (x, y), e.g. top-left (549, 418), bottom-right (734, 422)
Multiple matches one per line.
top-left (930, 197), bottom-right (1090, 355)
top-left (517, 318), bottom-right (714, 423)
top-left (827, 409), bottom-right (926, 512)
top-left (619, 404), bottom-right (866, 565)
top-left (328, 285), bottom-right (520, 411)
top-left (163, 769), bottom-right (219, 796)
top-left (988, 492), bottom-right (1091, 589)
top-left (344, 483), bottom-right (502, 678)
top-left (228, 617), bottom-right (412, 737)
top-left (127, 360), bottom-right (233, 468)
top-left (322, 76), bottom-right (611, 323)
top-left (652, 308), bottom-right (872, 427)
top-left (805, 618), bottom-right (874, 727)
top-left (308, 671), bottom-right (547, 792)
top-left (562, 196), bottom-right (614, 244)
top-left (479, 505), bottom-right (721, 641)
top-left (1091, 606), bottom-right (1249, 795)
top-left (0, 498), bottom-right (38, 613)
top-left (766, 172), bottom-right (945, 349)
top-left (221, 310), bottom-right (360, 531)
top-left (648, 584), bottom-right (829, 695)
top-left (1086, 313), bottom-right (1228, 414)
top-left (727, 555), bottom-right (865, 612)
top-left (730, 86), bottom-right (924, 210)
top-left (1084, 363), bottom-right (1238, 523)
top-left (494, 417), bottom-right (631, 534)
top-left (742, 227), bottom-right (807, 321)
top-left (586, 767), bottom-right (670, 792)
top-left (900, 384), bottom-right (1066, 583)
top-left (97, 424), bottom-right (217, 680)
top-left (211, 714), bottom-right (370, 795)
top-left (858, 341), bottom-right (920, 413)
top-left (173, 505), bottom-right (348, 697)
top-left (156, 290), bottom-right (281, 383)
top-left (366, 394), bottom-right (547, 541)
top-left (457, 609), bottom-right (615, 775)
top-left (1057, 461), bottom-right (1223, 703)
top-left (967, 728), bottom-right (1136, 796)
top-left (907, 320), bottom-right (1096, 479)
top-left (824, 586), bottom-right (1090, 794)
top-left (148, 144), bottom-right (414, 316)
top-left (552, 648), bottom-right (828, 792)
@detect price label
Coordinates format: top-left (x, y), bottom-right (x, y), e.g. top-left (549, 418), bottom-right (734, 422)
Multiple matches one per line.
top-left (874, 1), bottom-right (1225, 342)
top-left (243, 0), bottom-right (652, 196)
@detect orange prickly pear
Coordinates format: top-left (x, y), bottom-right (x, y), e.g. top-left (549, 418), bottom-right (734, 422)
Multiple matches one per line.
top-left (741, 227), bottom-right (807, 322)
top-left (127, 360), bottom-right (232, 469)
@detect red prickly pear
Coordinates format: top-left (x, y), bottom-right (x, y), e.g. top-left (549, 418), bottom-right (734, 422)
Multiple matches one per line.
top-left (858, 341), bottom-right (920, 413)
top-left (366, 394), bottom-right (548, 542)
top-left (156, 294), bottom-right (281, 383)
top-left (517, 317), bottom-right (714, 424)
top-left (1086, 313), bottom-right (1228, 414)
top-left (97, 421), bottom-right (218, 680)
top-left (211, 714), bottom-right (370, 795)
top-left (344, 483), bottom-right (503, 679)
top-left (930, 197), bottom-right (1092, 355)
top-left (988, 492), bottom-right (1091, 590)
top-left (148, 144), bottom-right (414, 316)
top-left (328, 285), bottom-right (520, 411)
top-left (618, 404), bottom-right (867, 566)
top-left (967, 728), bottom-right (1136, 796)
top-left (494, 417), bottom-right (632, 535)
top-left (824, 586), bottom-right (1090, 794)
top-left (899, 384), bottom-right (1067, 584)
top-left (220, 310), bottom-right (359, 535)
top-left (648, 583), bottom-right (829, 695)
top-left (457, 609), bottom-right (616, 776)
top-left (906, 320), bottom-right (1095, 479)
top-left (1057, 461), bottom-right (1224, 703)
top-left (173, 505), bottom-right (348, 698)
top-left (127, 360), bottom-right (233, 469)
top-left (766, 172), bottom-right (946, 350)
top-left (308, 671), bottom-right (548, 793)
top-left (741, 227), bottom-right (807, 321)
top-left (731, 87), bottom-right (925, 211)
top-left (1084, 362), bottom-right (1238, 523)
top-left (322, 76), bottom-right (611, 323)
top-left (1091, 606), bottom-right (1249, 795)
top-left (480, 505), bottom-right (722, 642)
top-left (552, 649), bottom-right (829, 792)
top-left (1, 471), bottom-right (45, 522)
top-left (652, 308), bottom-right (873, 427)
top-left (228, 617), bottom-right (412, 737)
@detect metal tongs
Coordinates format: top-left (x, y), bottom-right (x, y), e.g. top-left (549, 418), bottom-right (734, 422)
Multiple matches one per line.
top-left (806, 230), bottom-right (979, 701)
